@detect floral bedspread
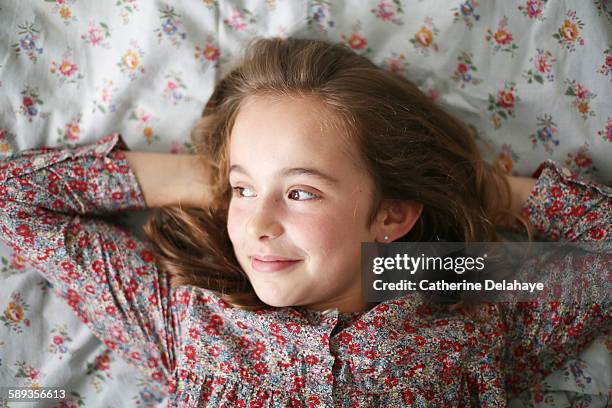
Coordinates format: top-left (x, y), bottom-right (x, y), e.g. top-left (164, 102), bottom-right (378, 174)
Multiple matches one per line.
top-left (0, 1), bottom-right (611, 407)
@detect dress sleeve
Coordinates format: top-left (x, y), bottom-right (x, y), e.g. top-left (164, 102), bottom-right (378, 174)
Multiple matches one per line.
top-left (501, 159), bottom-right (612, 397)
top-left (0, 134), bottom-right (180, 392)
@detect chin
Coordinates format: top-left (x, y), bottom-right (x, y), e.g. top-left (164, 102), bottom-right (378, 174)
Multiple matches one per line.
top-left (255, 291), bottom-right (294, 308)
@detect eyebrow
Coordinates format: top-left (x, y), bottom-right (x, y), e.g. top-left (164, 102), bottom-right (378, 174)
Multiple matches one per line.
top-left (229, 164), bottom-right (339, 185)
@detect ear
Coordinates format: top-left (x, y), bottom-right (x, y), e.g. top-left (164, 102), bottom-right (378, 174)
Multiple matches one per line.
top-left (373, 199), bottom-right (423, 242)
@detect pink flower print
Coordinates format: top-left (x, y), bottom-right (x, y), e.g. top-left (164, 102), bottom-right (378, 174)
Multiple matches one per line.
top-left (101, 87), bottom-right (111, 103)
top-left (58, 60), bottom-right (77, 76)
top-left (53, 335), bottom-right (64, 345)
top-left (535, 54), bottom-right (551, 73)
top-left (598, 118), bottom-right (611, 142)
top-left (388, 59), bottom-right (402, 74)
top-left (64, 123), bottom-right (80, 141)
top-left (574, 83), bottom-right (588, 99)
top-left (346, 34), bottom-right (367, 50)
top-left (10, 252), bottom-right (27, 270)
top-left (493, 28), bottom-right (513, 45)
top-left (87, 27), bottom-right (103, 46)
top-left (22, 96), bottom-right (33, 107)
top-left (202, 44), bottom-right (220, 62)
top-left (525, 0), bottom-right (543, 19)
top-left (377, 2), bottom-right (395, 21)
top-left (229, 10), bottom-right (248, 31)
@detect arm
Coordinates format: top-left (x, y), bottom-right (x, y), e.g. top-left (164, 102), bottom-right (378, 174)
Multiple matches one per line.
top-left (499, 160), bottom-right (612, 397)
top-left (124, 150), bottom-right (210, 208)
top-left (0, 134), bottom-right (184, 390)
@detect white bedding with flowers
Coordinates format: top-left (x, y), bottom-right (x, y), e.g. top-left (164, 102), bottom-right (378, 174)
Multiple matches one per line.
top-left (0, 1), bottom-right (611, 406)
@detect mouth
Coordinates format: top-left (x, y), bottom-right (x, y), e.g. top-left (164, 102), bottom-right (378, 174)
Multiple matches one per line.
top-left (250, 256), bottom-right (302, 273)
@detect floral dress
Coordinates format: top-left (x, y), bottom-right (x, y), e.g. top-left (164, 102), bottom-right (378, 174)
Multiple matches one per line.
top-left (0, 134), bottom-right (610, 407)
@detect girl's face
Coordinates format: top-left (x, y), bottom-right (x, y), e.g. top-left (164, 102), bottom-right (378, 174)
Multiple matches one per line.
top-left (227, 94), bottom-right (381, 313)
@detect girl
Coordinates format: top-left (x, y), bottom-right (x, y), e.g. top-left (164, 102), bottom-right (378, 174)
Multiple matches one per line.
top-left (1, 37), bottom-right (610, 407)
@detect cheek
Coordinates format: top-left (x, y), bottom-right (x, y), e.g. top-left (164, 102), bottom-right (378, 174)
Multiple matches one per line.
top-left (226, 202), bottom-right (243, 245)
top-left (295, 213), bottom-right (357, 259)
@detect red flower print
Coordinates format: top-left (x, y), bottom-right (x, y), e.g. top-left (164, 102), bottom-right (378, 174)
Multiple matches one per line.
top-left (67, 289), bottom-right (80, 306)
top-left (338, 332), bottom-right (352, 345)
top-left (209, 345), bottom-right (220, 357)
top-left (346, 34), bottom-right (367, 50)
top-left (305, 355), bottom-right (319, 365)
top-left (373, 316), bottom-right (385, 328)
top-left (253, 340), bottom-right (265, 351)
top-left (293, 376), bottom-right (305, 389)
top-left (384, 376), bottom-right (398, 388)
top-left (179, 291), bottom-right (190, 305)
top-left (94, 353), bottom-right (111, 371)
top-left (17, 225), bottom-right (30, 237)
top-left (152, 371), bottom-right (163, 381)
top-left (493, 29), bottom-right (513, 45)
top-left (354, 320), bottom-right (366, 330)
top-left (496, 90), bottom-right (515, 108)
top-left (105, 305), bottom-right (116, 315)
top-left (53, 335), bottom-right (64, 345)
top-left (111, 191), bottom-right (124, 201)
top-left (348, 342), bottom-right (361, 355)
top-left (254, 362), bottom-right (268, 375)
top-left (23, 96), bottom-right (33, 107)
top-left (457, 63), bottom-right (469, 74)
top-left (274, 334), bottom-right (287, 347)
top-left (402, 389), bottom-right (414, 404)
top-left (571, 205), bottom-right (586, 217)
top-left (184, 345), bottom-right (196, 362)
top-left (545, 200), bottom-right (563, 217)
top-left (188, 327), bottom-right (200, 340)
top-left (414, 336), bottom-right (427, 347)
top-left (286, 323), bottom-right (301, 334)
top-left (139, 250), bottom-right (155, 263)
top-left (307, 395), bottom-right (321, 407)
top-left (376, 303), bottom-right (389, 313)
top-left (586, 212), bottom-right (598, 222)
top-left (239, 367), bottom-right (250, 379)
top-left (403, 321), bottom-right (416, 333)
top-left (590, 228), bottom-right (604, 240)
top-left (239, 337), bottom-right (250, 349)
top-left (48, 182), bottom-right (59, 195)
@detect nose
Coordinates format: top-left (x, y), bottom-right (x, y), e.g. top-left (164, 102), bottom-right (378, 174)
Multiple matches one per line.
top-left (246, 195), bottom-right (284, 240)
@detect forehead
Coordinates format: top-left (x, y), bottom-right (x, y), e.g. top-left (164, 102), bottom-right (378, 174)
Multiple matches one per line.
top-left (229, 94), bottom-right (358, 169)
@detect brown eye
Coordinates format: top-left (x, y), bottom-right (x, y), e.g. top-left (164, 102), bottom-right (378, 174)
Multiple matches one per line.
top-left (288, 189), bottom-right (319, 201)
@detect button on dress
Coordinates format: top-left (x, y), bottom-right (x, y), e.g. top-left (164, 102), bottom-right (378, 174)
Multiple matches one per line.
top-left (0, 134), bottom-right (610, 407)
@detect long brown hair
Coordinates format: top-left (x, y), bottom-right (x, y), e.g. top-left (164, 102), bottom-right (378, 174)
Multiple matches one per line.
top-left (142, 36), bottom-right (533, 311)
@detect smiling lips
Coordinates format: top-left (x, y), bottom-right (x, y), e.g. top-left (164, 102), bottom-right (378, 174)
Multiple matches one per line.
top-left (251, 255), bottom-right (302, 272)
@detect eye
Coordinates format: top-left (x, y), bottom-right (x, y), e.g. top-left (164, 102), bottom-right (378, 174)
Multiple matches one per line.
top-left (232, 186), bottom-right (255, 198)
top-left (288, 189), bottom-right (320, 201)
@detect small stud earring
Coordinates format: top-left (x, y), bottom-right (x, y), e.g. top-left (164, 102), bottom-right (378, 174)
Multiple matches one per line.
top-left (383, 235), bottom-right (389, 241)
